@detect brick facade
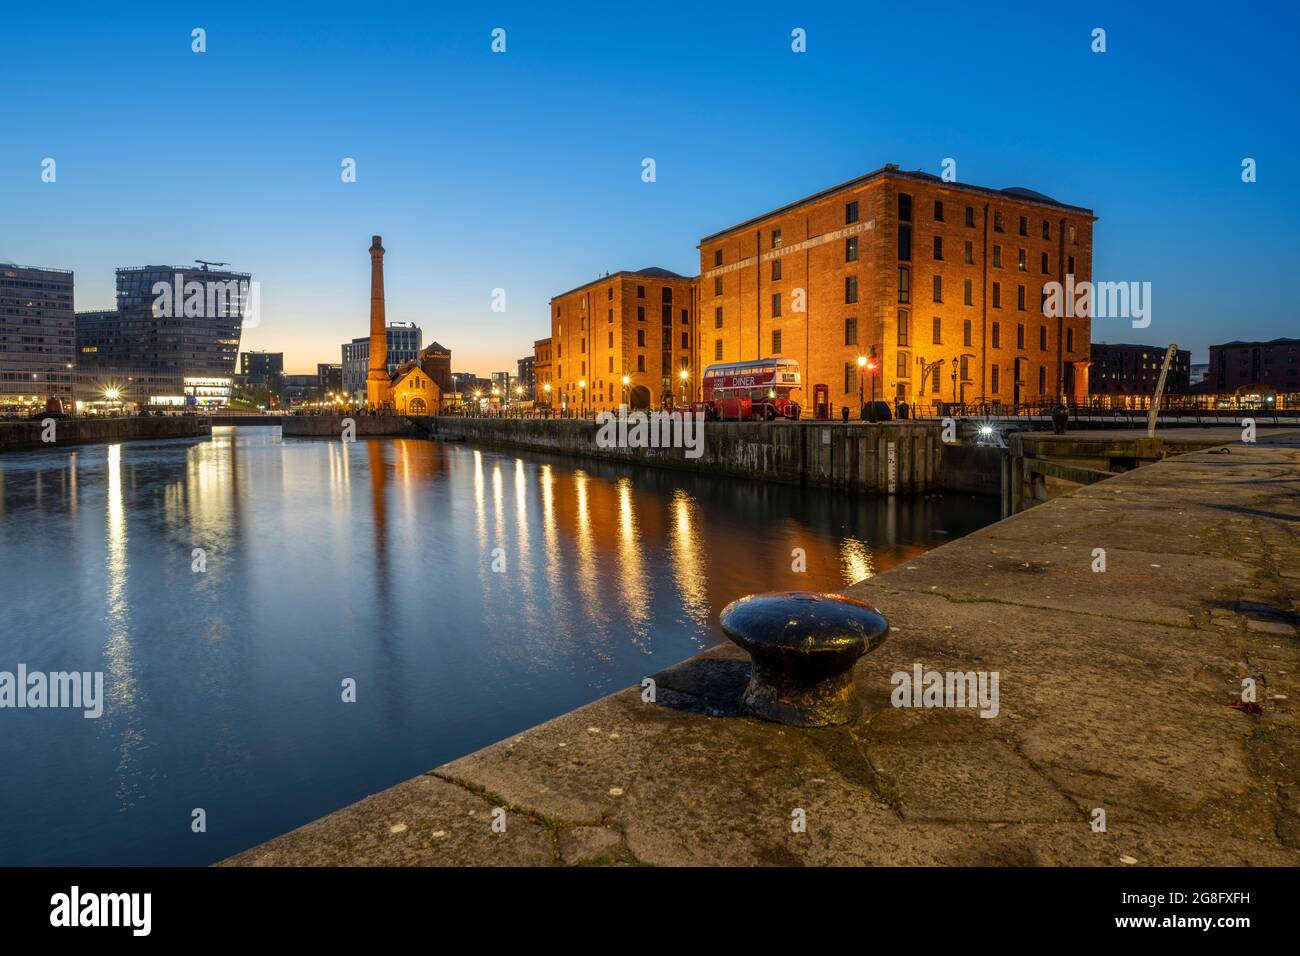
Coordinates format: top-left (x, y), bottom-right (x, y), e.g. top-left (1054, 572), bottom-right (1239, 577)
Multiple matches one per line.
top-left (533, 337), bottom-right (553, 406)
top-left (695, 165), bottom-right (1095, 414)
top-left (1091, 343), bottom-right (1190, 395)
top-left (549, 268), bottom-right (696, 413)
top-left (1209, 338), bottom-right (1300, 396)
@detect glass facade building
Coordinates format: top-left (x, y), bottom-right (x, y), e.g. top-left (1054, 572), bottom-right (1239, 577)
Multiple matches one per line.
top-left (75, 264), bottom-right (250, 406)
top-left (0, 263), bottom-right (76, 408)
top-left (340, 322), bottom-right (422, 401)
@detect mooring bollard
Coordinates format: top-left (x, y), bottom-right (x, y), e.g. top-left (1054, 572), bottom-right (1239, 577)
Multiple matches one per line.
top-left (719, 591), bottom-right (888, 727)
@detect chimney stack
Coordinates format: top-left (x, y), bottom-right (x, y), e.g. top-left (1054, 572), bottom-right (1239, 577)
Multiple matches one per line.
top-left (365, 235), bottom-right (388, 408)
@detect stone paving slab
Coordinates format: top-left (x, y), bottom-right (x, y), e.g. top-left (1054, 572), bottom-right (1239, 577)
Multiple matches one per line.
top-left (223, 434), bottom-right (1300, 867)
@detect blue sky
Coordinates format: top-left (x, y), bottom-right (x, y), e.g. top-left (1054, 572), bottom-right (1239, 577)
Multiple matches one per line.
top-left (3, 1), bottom-right (1296, 373)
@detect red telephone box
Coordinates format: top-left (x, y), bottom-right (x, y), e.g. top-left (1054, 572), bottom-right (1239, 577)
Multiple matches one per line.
top-left (813, 384), bottom-right (830, 420)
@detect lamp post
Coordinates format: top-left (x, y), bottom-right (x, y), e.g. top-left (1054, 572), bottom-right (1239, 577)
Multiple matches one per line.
top-left (543, 381), bottom-right (551, 417)
top-left (856, 354), bottom-right (867, 419)
top-left (953, 352), bottom-right (976, 408)
top-left (579, 379), bottom-right (586, 418)
top-left (678, 368), bottom-right (689, 408)
top-left (868, 347), bottom-right (878, 403)
top-left (916, 356), bottom-right (945, 415)
top-left (621, 374), bottom-right (630, 409)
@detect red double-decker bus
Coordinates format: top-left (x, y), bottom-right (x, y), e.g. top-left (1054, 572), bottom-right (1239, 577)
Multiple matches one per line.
top-left (697, 358), bottom-right (802, 421)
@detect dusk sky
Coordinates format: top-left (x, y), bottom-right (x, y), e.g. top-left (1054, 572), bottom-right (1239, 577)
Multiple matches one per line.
top-left (4, 1), bottom-right (1296, 374)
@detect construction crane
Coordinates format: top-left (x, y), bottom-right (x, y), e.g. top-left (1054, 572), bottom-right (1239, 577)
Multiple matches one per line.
top-left (194, 259), bottom-right (228, 271)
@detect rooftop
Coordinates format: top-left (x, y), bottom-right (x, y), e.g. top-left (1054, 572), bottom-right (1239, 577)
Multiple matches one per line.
top-left (550, 267), bottom-right (695, 302)
top-left (117, 264), bottom-right (251, 278)
top-left (1213, 338), bottom-right (1300, 348)
top-left (698, 164), bottom-right (1096, 245)
top-left (0, 262), bottom-right (74, 275)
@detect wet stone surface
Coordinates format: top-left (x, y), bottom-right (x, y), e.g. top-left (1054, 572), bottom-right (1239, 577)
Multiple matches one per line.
top-left (223, 434), bottom-right (1300, 867)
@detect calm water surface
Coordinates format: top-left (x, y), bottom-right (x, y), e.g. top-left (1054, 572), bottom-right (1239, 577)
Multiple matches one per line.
top-left (0, 426), bottom-right (997, 865)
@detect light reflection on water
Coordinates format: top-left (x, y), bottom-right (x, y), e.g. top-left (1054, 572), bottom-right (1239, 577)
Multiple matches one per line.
top-left (0, 426), bottom-right (998, 865)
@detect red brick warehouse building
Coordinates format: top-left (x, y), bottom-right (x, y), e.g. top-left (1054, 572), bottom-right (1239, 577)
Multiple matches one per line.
top-left (549, 268), bottom-right (697, 414)
top-left (694, 164), bottom-right (1096, 414)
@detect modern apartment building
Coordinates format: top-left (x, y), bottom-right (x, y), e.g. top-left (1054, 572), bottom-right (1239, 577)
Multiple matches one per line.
top-left (695, 164), bottom-right (1095, 413)
top-left (340, 322), bottom-right (422, 400)
top-left (75, 263), bottom-right (250, 406)
top-left (317, 362), bottom-right (343, 395)
top-left (549, 267), bottom-right (696, 413)
top-left (516, 354), bottom-right (536, 401)
top-left (0, 262), bottom-right (76, 407)
top-left (1209, 338), bottom-right (1300, 397)
top-left (240, 350), bottom-right (284, 386)
top-left (1090, 343), bottom-right (1191, 396)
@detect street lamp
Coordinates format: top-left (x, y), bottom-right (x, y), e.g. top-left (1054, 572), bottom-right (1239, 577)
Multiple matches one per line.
top-left (953, 352), bottom-right (976, 407)
top-left (856, 355), bottom-right (867, 419)
top-left (866, 348), bottom-right (879, 420)
top-left (678, 367), bottom-right (689, 407)
top-left (579, 379), bottom-right (586, 417)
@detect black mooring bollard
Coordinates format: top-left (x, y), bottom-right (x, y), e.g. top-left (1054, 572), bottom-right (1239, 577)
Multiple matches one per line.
top-left (719, 591), bottom-right (889, 727)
